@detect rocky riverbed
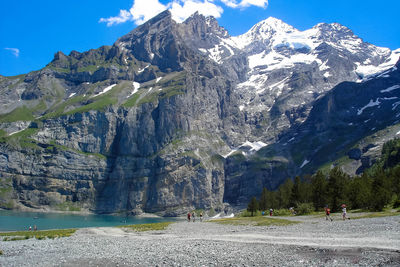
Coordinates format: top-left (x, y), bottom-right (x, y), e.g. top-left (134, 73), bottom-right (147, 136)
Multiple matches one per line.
top-left (1, 215), bottom-right (399, 266)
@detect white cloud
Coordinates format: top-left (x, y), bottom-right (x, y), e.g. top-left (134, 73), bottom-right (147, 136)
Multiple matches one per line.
top-left (129, 0), bottom-right (167, 25)
top-left (5, 48), bottom-right (20, 58)
top-left (221, 0), bottom-right (268, 9)
top-left (99, 9), bottom-right (132, 26)
top-left (99, 0), bottom-right (268, 26)
top-left (169, 0), bottom-right (224, 23)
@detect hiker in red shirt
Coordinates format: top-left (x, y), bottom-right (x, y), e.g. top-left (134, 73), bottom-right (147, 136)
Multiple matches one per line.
top-left (187, 212), bottom-right (191, 222)
top-left (324, 205), bottom-right (333, 221)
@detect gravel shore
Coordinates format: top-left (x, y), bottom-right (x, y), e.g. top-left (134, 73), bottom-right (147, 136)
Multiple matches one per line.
top-left (1, 215), bottom-right (399, 266)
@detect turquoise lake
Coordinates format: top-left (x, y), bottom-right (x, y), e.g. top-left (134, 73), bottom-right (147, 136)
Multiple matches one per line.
top-left (0, 210), bottom-right (175, 231)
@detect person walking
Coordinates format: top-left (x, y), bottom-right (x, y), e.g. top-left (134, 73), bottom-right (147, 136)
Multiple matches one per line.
top-left (341, 204), bottom-right (349, 220)
top-left (199, 212), bottom-right (203, 222)
top-left (192, 211), bottom-right (196, 222)
top-left (324, 206), bottom-right (333, 221)
top-left (187, 212), bottom-right (191, 222)
top-left (269, 208), bottom-right (273, 216)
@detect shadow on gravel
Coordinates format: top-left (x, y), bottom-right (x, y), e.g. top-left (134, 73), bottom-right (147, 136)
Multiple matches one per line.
top-left (299, 246), bottom-right (400, 265)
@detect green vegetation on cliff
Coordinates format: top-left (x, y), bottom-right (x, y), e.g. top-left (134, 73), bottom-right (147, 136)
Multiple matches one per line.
top-left (0, 106), bottom-right (35, 123)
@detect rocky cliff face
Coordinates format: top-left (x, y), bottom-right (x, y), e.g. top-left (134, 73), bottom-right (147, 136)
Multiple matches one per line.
top-left (0, 11), bottom-right (399, 214)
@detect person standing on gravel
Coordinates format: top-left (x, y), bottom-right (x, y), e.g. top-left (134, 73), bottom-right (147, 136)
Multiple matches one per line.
top-left (187, 212), bottom-right (191, 222)
top-left (324, 206), bottom-right (333, 221)
top-left (199, 212), bottom-right (203, 222)
top-left (192, 211), bottom-right (196, 222)
top-left (341, 204), bottom-right (349, 220)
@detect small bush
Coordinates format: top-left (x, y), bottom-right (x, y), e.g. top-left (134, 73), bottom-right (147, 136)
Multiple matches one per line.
top-left (393, 197), bottom-right (400, 209)
top-left (207, 208), bottom-right (216, 217)
top-left (0, 249), bottom-right (3, 255)
top-left (240, 210), bottom-right (262, 217)
top-left (296, 203), bottom-right (314, 215)
top-left (272, 209), bottom-right (292, 216)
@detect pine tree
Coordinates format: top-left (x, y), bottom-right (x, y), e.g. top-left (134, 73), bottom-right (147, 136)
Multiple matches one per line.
top-left (370, 168), bottom-right (391, 211)
top-left (348, 173), bottom-right (371, 209)
top-left (311, 170), bottom-right (327, 211)
top-left (267, 190), bottom-right (278, 209)
top-left (389, 165), bottom-right (400, 197)
top-left (327, 167), bottom-right (349, 212)
top-left (289, 176), bottom-right (301, 207)
top-left (277, 178), bottom-right (293, 208)
top-left (259, 188), bottom-right (269, 211)
top-left (247, 197), bottom-right (259, 216)
top-left (300, 174), bottom-right (313, 203)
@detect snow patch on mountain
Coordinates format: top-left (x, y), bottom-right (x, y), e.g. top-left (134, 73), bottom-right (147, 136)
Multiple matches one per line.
top-left (240, 141), bottom-right (268, 152)
top-left (222, 141), bottom-right (267, 158)
top-left (138, 65), bottom-right (150, 73)
top-left (357, 99), bottom-right (381, 115)
top-left (356, 49), bottom-right (400, 79)
top-left (381, 85), bottom-right (400, 93)
top-left (248, 50), bottom-right (321, 71)
top-left (93, 84), bottom-right (117, 98)
top-left (127, 82), bottom-right (140, 98)
top-left (300, 159), bottom-right (310, 168)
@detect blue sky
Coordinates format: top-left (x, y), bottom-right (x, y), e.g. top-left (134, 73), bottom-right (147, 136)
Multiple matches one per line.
top-left (1, 0), bottom-right (399, 77)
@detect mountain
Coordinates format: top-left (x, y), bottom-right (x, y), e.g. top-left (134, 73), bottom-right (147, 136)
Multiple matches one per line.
top-left (198, 16), bottom-right (399, 144)
top-left (0, 11), bottom-right (399, 214)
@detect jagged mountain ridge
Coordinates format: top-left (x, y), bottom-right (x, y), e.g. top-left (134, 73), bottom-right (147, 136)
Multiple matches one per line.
top-left (0, 10), bottom-right (399, 214)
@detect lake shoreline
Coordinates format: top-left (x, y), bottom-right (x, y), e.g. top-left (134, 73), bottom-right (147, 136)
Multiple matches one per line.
top-left (0, 210), bottom-right (174, 232)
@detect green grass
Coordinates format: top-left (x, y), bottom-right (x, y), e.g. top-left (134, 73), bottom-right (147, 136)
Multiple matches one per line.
top-left (211, 216), bottom-right (299, 226)
top-left (0, 229), bottom-right (76, 241)
top-left (43, 81), bottom-right (132, 118)
top-left (48, 140), bottom-right (107, 160)
top-left (118, 222), bottom-right (174, 232)
top-left (65, 96), bottom-right (116, 115)
top-left (137, 72), bottom-right (187, 105)
top-left (47, 65), bottom-right (71, 73)
top-left (0, 128), bottom-right (38, 142)
top-left (0, 128), bottom-right (40, 149)
top-left (122, 92), bottom-right (141, 108)
top-left (0, 186), bottom-right (12, 198)
top-left (77, 65), bottom-right (99, 73)
top-left (42, 95), bottom-right (88, 119)
top-left (54, 202), bottom-right (81, 212)
top-left (0, 106), bottom-right (34, 123)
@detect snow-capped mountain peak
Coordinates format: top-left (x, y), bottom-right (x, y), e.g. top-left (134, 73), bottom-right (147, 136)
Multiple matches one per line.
top-left (255, 17), bottom-right (296, 34)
